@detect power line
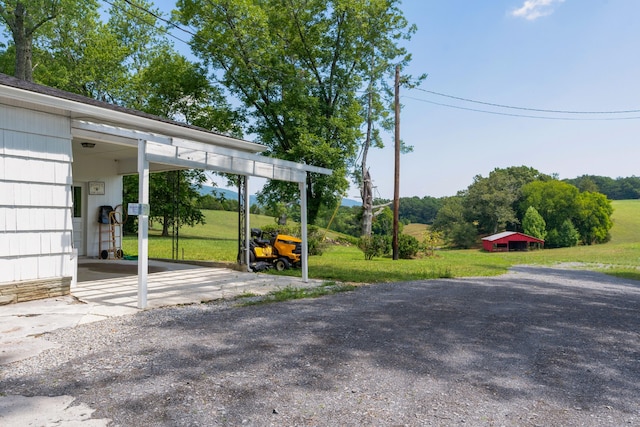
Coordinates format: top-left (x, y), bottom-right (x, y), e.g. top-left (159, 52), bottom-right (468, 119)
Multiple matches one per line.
top-left (120, 0), bottom-right (200, 39)
top-left (103, 0), bottom-right (640, 121)
top-left (101, 0), bottom-right (193, 46)
top-left (403, 96), bottom-right (640, 121)
top-left (412, 87), bottom-right (640, 115)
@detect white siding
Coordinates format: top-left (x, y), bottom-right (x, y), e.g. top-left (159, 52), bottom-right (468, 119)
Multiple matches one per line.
top-left (0, 105), bottom-right (73, 284)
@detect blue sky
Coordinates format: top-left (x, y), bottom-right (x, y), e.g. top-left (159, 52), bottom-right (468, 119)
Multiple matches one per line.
top-left (369, 0), bottom-right (640, 198)
top-left (154, 0), bottom-right (640, 199)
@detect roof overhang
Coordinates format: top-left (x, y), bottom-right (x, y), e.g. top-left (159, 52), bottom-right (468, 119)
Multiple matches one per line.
top-left (0, 75), bottom-right (266, 153)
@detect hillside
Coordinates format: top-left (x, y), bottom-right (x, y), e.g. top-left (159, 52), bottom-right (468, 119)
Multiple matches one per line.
top-left (199, 186), bottom-right (361, 207)
top-left (609, 200), bottom-right (640, 244)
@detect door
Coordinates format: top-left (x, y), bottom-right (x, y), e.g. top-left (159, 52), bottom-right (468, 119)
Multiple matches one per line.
top-left (72, 184), bottom-right (86, 255)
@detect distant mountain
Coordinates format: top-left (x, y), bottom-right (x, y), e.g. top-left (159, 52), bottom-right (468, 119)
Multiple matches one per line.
top-left (341, 198), bottom-right (361, 207)
top-left (199, 186), bottom-right (258, 205)
top-left (199, 185), bottom-right (361, 207)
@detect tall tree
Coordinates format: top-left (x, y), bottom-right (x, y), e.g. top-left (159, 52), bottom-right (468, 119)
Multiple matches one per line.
top-left (354, 0), bottom-right (422, 236)
top-left (574, 191), bottom-right (613, 245)
top-left (522, 206), bottom-right (547, 240)
top-left (133, 50), bottom-right (242, 135)
top-left (124, 170), bottom-right (207, 237)
top-left (176, 0), bottom-right (417, 224)
top-left (0, 0), bottom-right (95, 81)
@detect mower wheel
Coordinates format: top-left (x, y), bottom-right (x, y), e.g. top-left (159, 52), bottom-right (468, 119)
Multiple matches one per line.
top-left (274, 258), bottom-right (290, 271)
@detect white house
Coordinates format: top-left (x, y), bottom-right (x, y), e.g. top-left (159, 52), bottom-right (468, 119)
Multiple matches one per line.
top-left (0, 73), bottom-right (330, 307)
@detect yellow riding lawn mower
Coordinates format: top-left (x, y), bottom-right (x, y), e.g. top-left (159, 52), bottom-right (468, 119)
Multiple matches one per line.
top-left (244, 228), bottom-right (302, 271)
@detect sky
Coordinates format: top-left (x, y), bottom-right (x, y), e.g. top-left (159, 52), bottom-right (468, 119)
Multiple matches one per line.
top-left (367, 0), bottom-right (640, 199)
top-left (156, 0), bottom-right (640, 200)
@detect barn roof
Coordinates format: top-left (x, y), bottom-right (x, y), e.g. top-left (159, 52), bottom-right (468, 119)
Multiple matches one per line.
top-left (482, 231), bottom-right (544, 243)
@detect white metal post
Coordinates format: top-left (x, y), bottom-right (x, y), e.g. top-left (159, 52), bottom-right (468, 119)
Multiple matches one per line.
top-left (244, 176), bottom-right (251, 271)
top-left (137, 139), bottom-right (149, 309)
top-left (299, 180), bottom-right (308, 282)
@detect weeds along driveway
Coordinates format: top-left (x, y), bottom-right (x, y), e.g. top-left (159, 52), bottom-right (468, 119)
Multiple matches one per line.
top-left (2, 266), bottom-right (640, 426)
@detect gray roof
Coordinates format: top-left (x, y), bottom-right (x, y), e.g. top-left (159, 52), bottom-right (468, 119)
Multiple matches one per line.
top-left (0, 73), bottom-right (251, 144)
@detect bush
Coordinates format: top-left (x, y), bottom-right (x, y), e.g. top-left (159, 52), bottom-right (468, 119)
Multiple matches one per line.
top-left (398, 234), bottom-right (420, 259)
top-left (449, 222), bottom-right (477, 248)
top-left (546, 219), bottom-right (580, 248)
top-left (422, 229), bottom-right (444, 257)
top-left (307, 226), bottom-right (327, 256)
top-left (358, 235), bottom-right (388, 260)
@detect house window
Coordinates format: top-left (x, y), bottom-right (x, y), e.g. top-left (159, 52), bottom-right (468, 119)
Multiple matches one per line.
top-left (73, 186), bottom-right (82, 218)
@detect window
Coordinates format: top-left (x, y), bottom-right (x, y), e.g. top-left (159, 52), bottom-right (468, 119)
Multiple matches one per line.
top-left (73, 186), bottom-right (82, 218)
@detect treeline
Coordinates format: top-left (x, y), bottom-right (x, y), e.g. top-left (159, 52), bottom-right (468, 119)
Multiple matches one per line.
top-left (564, 175), bottom-right (640, 200)
top-left (309, 167), bottom-right (616, 251)
top-left (196, 169), bottom-right (633, 250)
top-left (432, 167), bottom-right (613, 249)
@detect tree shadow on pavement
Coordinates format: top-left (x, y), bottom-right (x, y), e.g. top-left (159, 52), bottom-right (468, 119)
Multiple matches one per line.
top-left (3, 266), bottom-right (639, 425)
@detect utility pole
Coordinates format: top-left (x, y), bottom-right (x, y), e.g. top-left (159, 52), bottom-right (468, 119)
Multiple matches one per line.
top-left (392, 65), bottom-right (400, 260)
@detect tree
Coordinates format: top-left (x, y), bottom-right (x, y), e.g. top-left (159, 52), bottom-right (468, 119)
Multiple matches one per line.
top-left (564, 175), bottom-right (640, 200)
top-left (124, 170), bottom-right (207, 237)
top-left (449, 222), bottom-right (478, 249)
top-left (177, 0), bottom-right (418, 225)
top-left (354, 0), bottom-right (422, 236)
top-left (575, 191), bottom-right (613, 245)
top-left (520, 180), bottom-right (580, 233)
top-left (432, 195), bottom-right (476, 248)
top-left (465, 166), bottom-right (549, 234)
top-left (133, 50), bottom-right (242, 135)
top-left (0, 0), bottom-right (96, 81)
top-left (521, 180), bottom-right (613, 246)
top-left (36, 6), bottom-right (127, 99)
top-left (371, 206), bottom-right (396, 236)
top-left (422, 229), bottom-right (443, 256)
top-left (399, 196), bottom-right (442, 224)
top-left (522, 206), bottom-right (547, 240)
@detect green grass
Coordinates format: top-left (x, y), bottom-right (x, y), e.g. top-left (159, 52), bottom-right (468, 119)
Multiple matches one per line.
top-left (122, 210), bottom-right (274, 261)
top-left (235, 282), bottom-right (357, 306)
top-left (122, 201), bottom-right (640, 282)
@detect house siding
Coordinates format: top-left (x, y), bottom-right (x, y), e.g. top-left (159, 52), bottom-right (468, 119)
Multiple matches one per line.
top-left (0, 104), bottom-right (74, 285)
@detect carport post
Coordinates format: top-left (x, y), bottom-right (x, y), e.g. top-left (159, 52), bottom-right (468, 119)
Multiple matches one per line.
top-left (137, 139), bottom-right (149, 309)
top-left (299, 180), bottom-right (308, 282)
top-left (244, 175), bottom-right (251, 271)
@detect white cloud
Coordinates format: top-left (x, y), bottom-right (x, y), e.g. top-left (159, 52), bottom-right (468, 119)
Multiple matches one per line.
top-left (511, 0), bottom-right (565, 21)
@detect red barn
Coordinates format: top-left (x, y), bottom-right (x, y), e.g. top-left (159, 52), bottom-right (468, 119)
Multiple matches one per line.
top-left (482, 231), bottom-right (544, 252)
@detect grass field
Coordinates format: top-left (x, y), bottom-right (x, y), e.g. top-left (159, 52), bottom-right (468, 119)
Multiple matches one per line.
top-left (123, 200), bottom-right (640, 283)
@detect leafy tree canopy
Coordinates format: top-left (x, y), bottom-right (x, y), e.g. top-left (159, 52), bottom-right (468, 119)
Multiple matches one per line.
top-left (464, 166), bottom-right (550, 234)
top-left (176, 0), bottom-right (417, 224)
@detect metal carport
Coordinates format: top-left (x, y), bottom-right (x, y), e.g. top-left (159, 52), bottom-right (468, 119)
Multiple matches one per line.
top-left (72, 120), bottom-right (332, 309)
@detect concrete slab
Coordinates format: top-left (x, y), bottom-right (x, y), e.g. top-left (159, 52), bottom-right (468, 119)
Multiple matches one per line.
top-left (1, 258), bottom-right (324, 366)
top-left (0, 395), bottom-right (110, 426)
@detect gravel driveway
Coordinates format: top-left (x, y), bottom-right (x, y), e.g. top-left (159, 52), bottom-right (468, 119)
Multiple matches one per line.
top-left (1, 265), bottom-right (639, 426)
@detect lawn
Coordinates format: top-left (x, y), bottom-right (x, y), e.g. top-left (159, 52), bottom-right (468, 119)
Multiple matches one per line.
top-left (122, 200), bottom-right (640, 283)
